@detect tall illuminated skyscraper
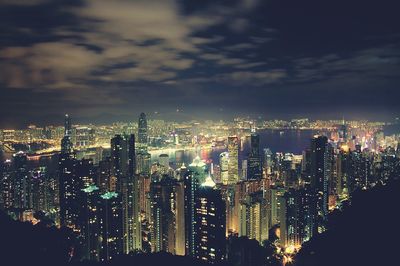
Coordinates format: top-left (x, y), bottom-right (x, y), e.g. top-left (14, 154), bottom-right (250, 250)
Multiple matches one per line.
top-left (80, 185), bottom-right (101, 261)
top-left (310, 135), bottom-right (329, 231)
top-left (59, 114), bottom-right (80, 229)
top-left (138, 112), bottom-right (148, 152)
top-left (12, 152), bottom-right (30, 209)
top-left (247, 133), bottom-right (262, 180)
top-left (64, 113), bottom-right (72, 137)
top-left (126, 134), bottom-right (142, 252)
top-left (239, 191), bottom-right (268, 243)
top-left (99, 192), bottom-right (123, 261)
top-left (61, 114), bottom-right (73, 154)
top-left (150, 176), bottom-right (183, 254)
top-left (184, 156), bottom-right (207, 256)
top-left (270, 186), bottom-right (285, 226)
top-left (219, 152), bottom-right (229, 185)
top-left (194, 175), bottom-right (226, 263)
top-left (110, 134), bottom-right (142, 253)
top-left (110, 135), bottom-right (127, 192)
top-left (280, 187), bottom-right (315, 248)
top-left (228, 136), bottom-right (239, 184)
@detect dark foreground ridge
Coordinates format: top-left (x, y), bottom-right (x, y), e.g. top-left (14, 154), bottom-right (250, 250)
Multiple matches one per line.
top-left (294, 179), bottom-right (400, 266)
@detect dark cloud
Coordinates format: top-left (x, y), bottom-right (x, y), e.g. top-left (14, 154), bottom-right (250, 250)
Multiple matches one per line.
top-left (0, 0), bottom-right (400, 127)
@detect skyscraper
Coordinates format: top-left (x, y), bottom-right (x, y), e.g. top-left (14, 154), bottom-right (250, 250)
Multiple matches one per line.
top-left (280, 187), bottom-right (315, 248)
top-left (128, 134), bottom-right (142, 252)
top-left (80, 185), bottom-right (101, 261)
top-left (310, 135), bottom-right (329, 231)
top-left (138, 112), bottom-right (148, 152)
top-left (247, 133), bottom-right (262, 180)
top-left (184, 156), bottom-right (208, 256)
top-left (228, 136), bottom-right (239, 184)
top-left (219, 152), bottom-right (229, 185)
top-left (59, 122), bottom-right (80, 230)
top-left (99, 192), bottom-right (123, 261)
top-left (194, 176), bottom-right (226, 263)
top-left (239, 191), bottom-right (269, 244)
top-left (110, 135), bottom-right (128, 192)
top-left (150, 176), bottom-right (183, 254)
top-left (61, 114), bottom-right (73, 154)
top-left (64, 113), bottom-right (72, 137)
top-left (12, 152), bottom-right (30, 209)
top-left (110, 134), bottom-right (141, 253)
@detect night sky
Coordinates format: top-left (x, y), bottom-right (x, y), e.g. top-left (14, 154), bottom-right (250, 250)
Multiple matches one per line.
top-left (1, 0), bottom-right (399, 127)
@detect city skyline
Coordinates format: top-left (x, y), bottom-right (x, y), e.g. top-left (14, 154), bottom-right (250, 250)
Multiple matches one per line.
top-left (1, 1), bottom-right (400, 265)
top-left (1, 0), bottom-right (400, 127)
top-left (1, 112), bottom-right (400, 265)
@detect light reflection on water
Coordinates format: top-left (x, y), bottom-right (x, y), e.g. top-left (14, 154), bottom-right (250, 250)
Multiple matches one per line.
top-left (150, 129), bottom-right (320, 166)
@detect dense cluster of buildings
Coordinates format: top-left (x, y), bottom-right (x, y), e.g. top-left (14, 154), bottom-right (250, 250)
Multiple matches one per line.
top-left (0, 114), bottom-right (399, 264)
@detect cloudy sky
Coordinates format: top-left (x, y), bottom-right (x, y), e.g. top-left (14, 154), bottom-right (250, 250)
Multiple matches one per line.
top-left (1, 0), bottom-right (399, 127)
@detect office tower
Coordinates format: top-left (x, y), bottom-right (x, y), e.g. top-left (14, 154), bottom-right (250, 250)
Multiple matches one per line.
top-left (336, 146), bottom-right (351, 198)
top-left (150, 176), bottom-right (182, 254)
top-left (1, 160), bottom-right (13, 209)
top-left (279, 187), bottom-right (315, 248)
top-left (279, 189), bottom-right (301, 248)
top-left (138, 112), bottom-right (148, 152)
top-left (111, 134), bottom-right (142, 253)
top-left (184, 156), bottom-right (207, 256)
top-left (239, 192), bottom-right (268, 243)
top-left (222, 185), bottom-right (237, 235)
top-left (175, 180), bottom-right (186, 255)
top-left (228, 136), bottom-right (239, 184)
top-left (58, 150), bottom-right (80, 229)
top-left (219, 152), bottom-right (229, 185)
top-left (247, 133), bottom-right (262, 180)
top-left (61, 114), bottom-right (73, 154)
top-left (126, 134), bottom-right (142, 252)
top-left (31, 168), bottom-right (47, 212)
top-left (99, 192), bottom-right (123, 261)
top-left (12, 151), bottom-right (30, 209)
top-left (351, 149), bottom-right (371, 191)
top-left (310, 135), bottom-right (329, 229)
top-left (300, 185), bottom-right (316, 243)
top-left (80, 185), bottom-right (101, 261)
top-left (110, 135), bottom-right (128, 192)
top-left (59, 152), bottom-right (95, 230)
top-left (139, 175), bottom-right (151, 221)
top-left (263, 148), bottom-right (273, 175)
top-left (64, 113), bottom-right (72, 136)
top-left (194, 176), bottom-right (226, 263)
top-left (270, 186), bottom-right (286, 226)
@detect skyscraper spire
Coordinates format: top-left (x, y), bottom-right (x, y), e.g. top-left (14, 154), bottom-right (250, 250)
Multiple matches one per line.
top-left (64, 113), bottom-right (72, 137)
top-left (61, 114), bottom-right (73, 154)
top-left (138, 112), bottom-right (148, 153)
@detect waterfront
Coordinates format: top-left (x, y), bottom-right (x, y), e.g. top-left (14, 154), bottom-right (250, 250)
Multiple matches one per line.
top-left (149, 129), bottom-right (320, 166)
